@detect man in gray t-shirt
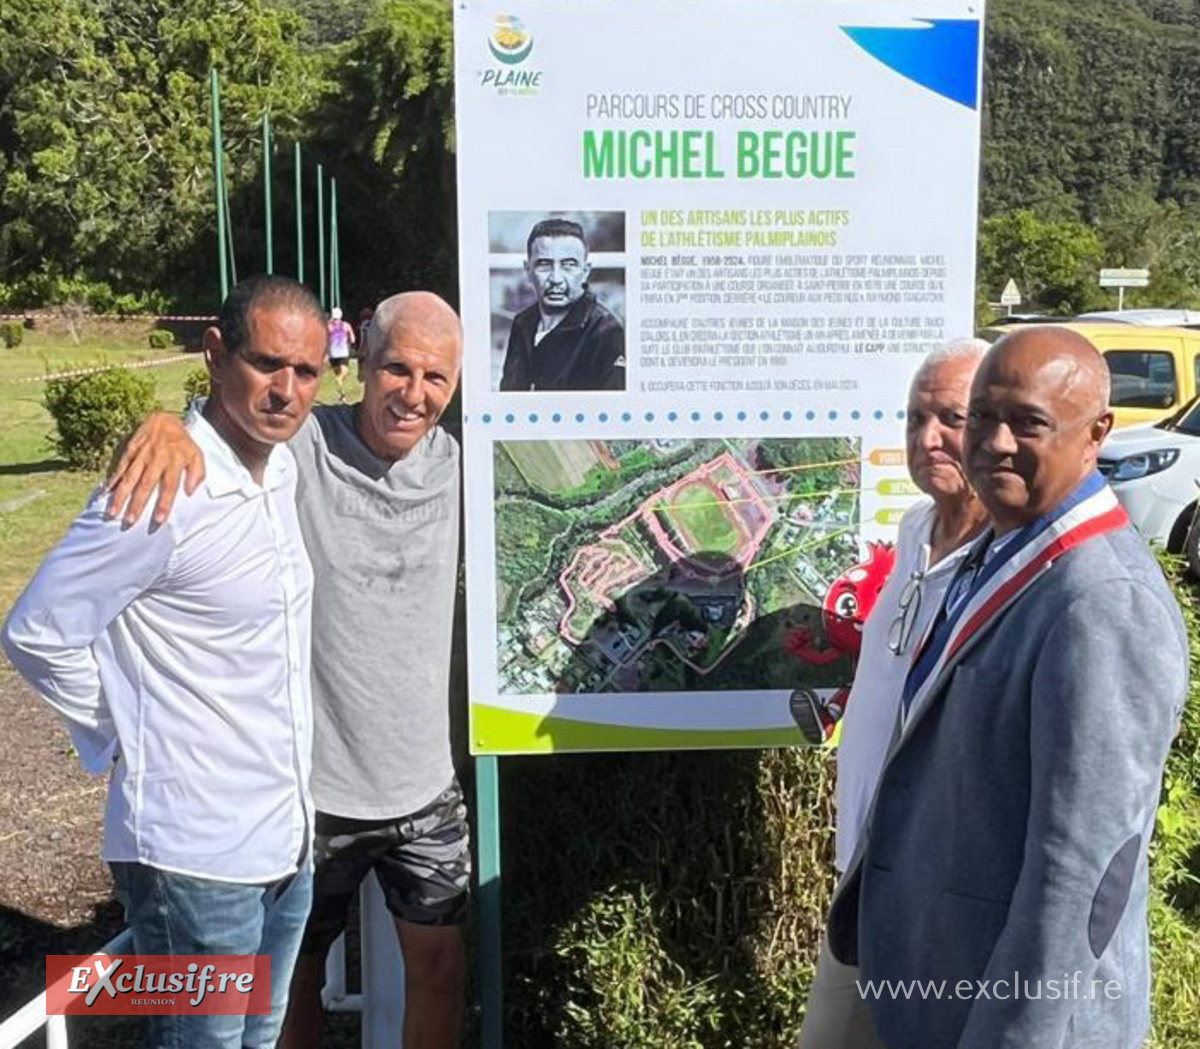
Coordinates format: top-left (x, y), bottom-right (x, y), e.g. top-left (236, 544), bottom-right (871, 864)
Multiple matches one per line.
top-left (109, 291), bottom-right (468, 1049)
top-left (291, 395), bottom-right (459, 822)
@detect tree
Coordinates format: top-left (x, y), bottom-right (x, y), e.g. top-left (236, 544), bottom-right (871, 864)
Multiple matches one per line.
top-left (977, 209), bottom-right (1104, 314)
top-left (0, 0), bottom-right (326, 307)
top-left (305, 0), bottom-right (458, 305)
top-left (982, 0), bottom-right (1172, 218)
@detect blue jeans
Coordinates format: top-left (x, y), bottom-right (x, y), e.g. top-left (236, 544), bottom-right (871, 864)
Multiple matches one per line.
top-left (111, 861), bottom-right (313, 1049)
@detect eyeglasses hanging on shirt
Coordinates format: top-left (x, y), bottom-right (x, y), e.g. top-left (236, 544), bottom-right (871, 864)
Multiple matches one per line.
top-left (887, 546), bottom-right (930, 656)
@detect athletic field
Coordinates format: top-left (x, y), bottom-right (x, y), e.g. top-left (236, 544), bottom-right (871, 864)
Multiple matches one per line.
top-left (660, 482), bottom-right (741, 555)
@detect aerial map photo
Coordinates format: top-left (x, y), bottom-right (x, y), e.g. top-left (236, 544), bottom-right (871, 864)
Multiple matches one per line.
top-left (494, 437), bottom-right (863, 695)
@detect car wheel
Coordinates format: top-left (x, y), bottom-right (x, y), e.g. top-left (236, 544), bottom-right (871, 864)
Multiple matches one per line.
top-left (1184, 509), bottom-right (1200, 578)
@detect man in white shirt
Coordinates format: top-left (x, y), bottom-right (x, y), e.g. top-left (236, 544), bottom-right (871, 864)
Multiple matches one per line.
top-left (799, 337), bottom-right (990, 1048)
top-left (2, 274), bottom-right (327, 1049)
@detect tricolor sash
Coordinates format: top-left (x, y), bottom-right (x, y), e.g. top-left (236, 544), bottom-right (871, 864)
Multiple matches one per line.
top-left (899, 474), bottom-right (1129, 731)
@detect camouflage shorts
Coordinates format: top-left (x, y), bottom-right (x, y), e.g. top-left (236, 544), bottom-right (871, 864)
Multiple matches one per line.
top-left (301, 779), bottom-right (470, 954)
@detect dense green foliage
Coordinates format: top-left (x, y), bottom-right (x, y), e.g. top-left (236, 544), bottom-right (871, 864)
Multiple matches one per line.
top-left (0, 0), bottom-right (453, 312)
top-left (493, 499), bottom-right (571, 616)
top-left (0, 0), bottom-right (326, 307)
top-left (5, 0), bottom-right (1200, 313)
top-left (182, 364), bottom-right (210, 409)
top-left (1149, 557), bottom-right (1200, 1047)
top-left (43, 365), bottom-right (159, 469)
top-left (304, 0), bottom-right (456, 304)
top-left (978, 0), bottom-right (1200, 312)
top-left (0, 275), bottom-right (167, 315)
top-left (976, 210), bottom-right (1104, 316)
top-left (0, 320), bottom-right (23, 347)
top-left (502, 747), bottom-right (835, 1047)
top-left (147, 328), bottom-right (174, 349)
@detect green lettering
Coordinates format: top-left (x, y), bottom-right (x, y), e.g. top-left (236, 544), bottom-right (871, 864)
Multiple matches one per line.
top-left (655, 130), bottom-right (679, 178)
top-left (630, 130), bottom-right (653, 178)
top-left (762, 130), bottom-right (783, 178)
top-left (810, 131), bottom-right (833, 178)
top-left (836, 130), bottom-right (856, 177)
top-left (583, 131), bottom-right (613, 178)
top-left (682, 130), bottom-right (703, 178)
top-left (705, 132), bottom-right (725, 178)
top-left (785, 131), bottom-right (806, 178)
top-left (737, 130), bottom-right (759, 178)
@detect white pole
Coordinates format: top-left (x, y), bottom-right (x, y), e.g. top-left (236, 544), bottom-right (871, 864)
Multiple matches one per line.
top-left (360, 871), bottom-right (405, 1047)
top-left (45, 1015), bottom-right (68, 1049)
top-left (323, 934), bottom-right (349, 1006)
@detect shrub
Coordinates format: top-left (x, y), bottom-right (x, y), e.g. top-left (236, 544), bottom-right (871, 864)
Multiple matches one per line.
top-left (1, 320), bottom-right (23, 347)
top-left (501, 747), bottom-right (836, 1046)
top-left (110, 293), bottom-right (149, 317)
top-left (1150, 555), bottom-right (1200, 1048)
top-left (148, 328), bottom-right (175, 349)
top-left (43, 366), bottom-right (160, 471)
top-left (182, 366), bottom-right (210, 410)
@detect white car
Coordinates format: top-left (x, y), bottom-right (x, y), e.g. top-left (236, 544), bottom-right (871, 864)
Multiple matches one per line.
top-left (1099, 400), bottom-right (1200, 558)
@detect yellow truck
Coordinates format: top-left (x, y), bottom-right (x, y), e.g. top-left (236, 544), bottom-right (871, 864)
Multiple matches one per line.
top-left (981, 320), bottom-right (1200, 429)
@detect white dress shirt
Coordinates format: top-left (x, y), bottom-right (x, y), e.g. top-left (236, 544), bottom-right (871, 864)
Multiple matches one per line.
top-left (834, 499), bottom-right (973, 872)
top-left (2, 414), bottom-right (314, 883)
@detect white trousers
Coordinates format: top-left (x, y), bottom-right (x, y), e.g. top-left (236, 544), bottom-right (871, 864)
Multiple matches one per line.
top-left (798, 939), bottom-right (889, 1048)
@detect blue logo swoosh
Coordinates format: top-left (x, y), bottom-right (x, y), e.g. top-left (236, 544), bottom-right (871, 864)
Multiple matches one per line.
top-left (841, 19), bottom-right (980, 110)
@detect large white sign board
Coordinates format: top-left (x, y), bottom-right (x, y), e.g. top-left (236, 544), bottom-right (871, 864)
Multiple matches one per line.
top-left (454, 0), bottom-right (984, 754)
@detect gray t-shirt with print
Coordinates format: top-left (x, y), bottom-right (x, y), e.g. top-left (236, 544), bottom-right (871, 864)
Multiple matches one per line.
top-left (289, 404), bottom-right (459, 819)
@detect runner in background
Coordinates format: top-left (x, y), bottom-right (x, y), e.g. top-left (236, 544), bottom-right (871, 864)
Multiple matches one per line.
top-left (327, 306), bottom-right (356, 402)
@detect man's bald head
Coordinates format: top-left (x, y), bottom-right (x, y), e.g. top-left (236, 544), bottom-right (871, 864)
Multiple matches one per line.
top-left (365, 291), bottom-right (463, 371)
top-left (964, 326), bottom-right (1114, 534)
top-left (986, 326), bottom-right (1109, 418)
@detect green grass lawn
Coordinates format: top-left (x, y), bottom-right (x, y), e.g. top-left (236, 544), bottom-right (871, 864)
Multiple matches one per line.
top-left (0, 329), bottom-right (359, 615)
top-left (662, 481), bottom-right (741, 555)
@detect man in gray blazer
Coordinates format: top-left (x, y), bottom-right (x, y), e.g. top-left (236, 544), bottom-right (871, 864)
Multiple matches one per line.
top-left (822, 326), bottom-right (1188, 1048)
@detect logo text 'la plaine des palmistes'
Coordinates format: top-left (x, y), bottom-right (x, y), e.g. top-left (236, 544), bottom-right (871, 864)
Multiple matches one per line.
top-left (481, 14), bottom-right (543, 94)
